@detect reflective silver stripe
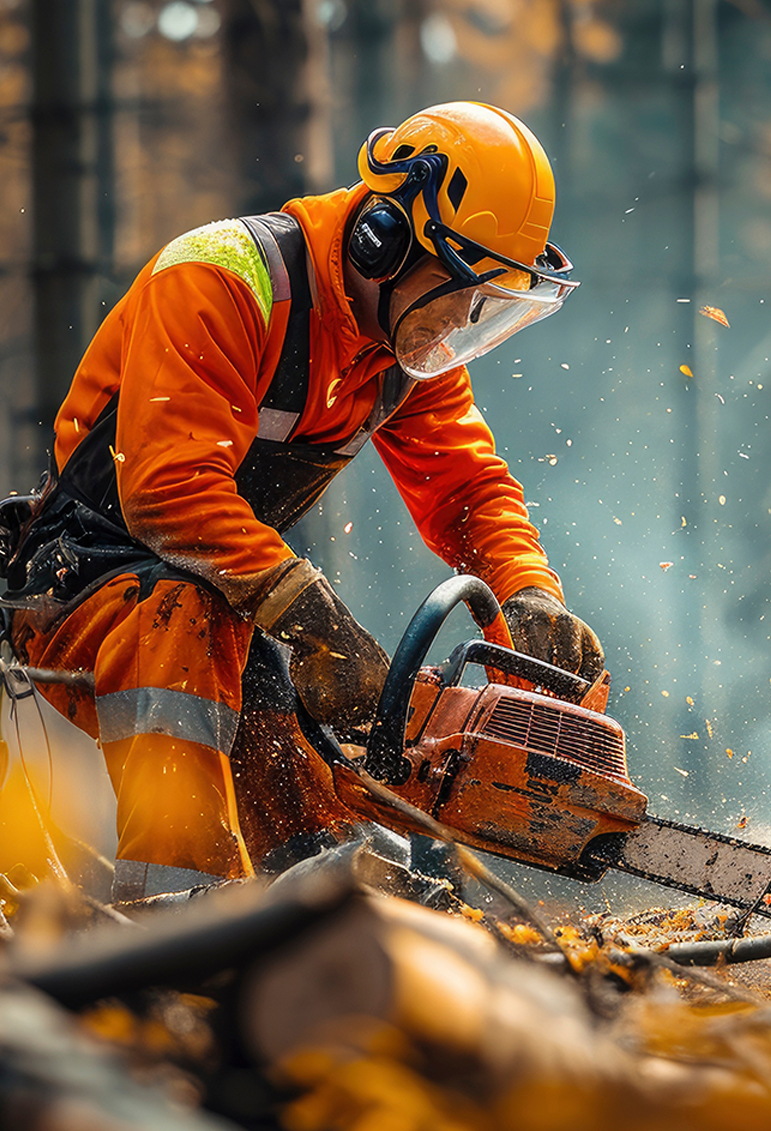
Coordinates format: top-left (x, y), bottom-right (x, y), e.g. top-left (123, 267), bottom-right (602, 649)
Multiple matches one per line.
top-left (242, 215), bottom-right (291, 301)
top-left (96, 687), bottom-right (240, 754)
top-left (113, 859), bottom-right (224, 901)
top-left (335, 428), bottom-right (371, 458)
top-left (257, 407), bottom-right (300, 441)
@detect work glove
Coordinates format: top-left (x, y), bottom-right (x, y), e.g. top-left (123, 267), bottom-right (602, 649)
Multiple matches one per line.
top-left (501, 587), bottom-right (605, 684)
top-left (253, 558), bottom-right (389, 731)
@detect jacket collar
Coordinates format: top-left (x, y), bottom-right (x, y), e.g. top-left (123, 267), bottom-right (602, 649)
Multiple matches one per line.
top-left (282, 185), bottom-right (395, 378)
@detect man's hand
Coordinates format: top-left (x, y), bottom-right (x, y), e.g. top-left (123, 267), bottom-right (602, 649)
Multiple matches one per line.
top-left (501, 587), bottom-right (605, 683)
top-left (254, 559), bottom-right (389, 730)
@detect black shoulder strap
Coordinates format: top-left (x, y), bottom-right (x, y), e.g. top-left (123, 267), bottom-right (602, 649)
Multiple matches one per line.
top-left (57, 390), bottom-right (125, 526)
top-left (240, 213), bottom-right (313, 442)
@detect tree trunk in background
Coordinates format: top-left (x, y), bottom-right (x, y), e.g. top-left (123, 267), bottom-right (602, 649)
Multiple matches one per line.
top-left (220, 0), bottom-right (332, 216)
top-left (31, 0), bottom-right (114, 450)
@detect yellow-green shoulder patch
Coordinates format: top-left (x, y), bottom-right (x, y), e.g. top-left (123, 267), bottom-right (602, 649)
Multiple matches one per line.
top-left (152, 219), bottom-right (272, 322)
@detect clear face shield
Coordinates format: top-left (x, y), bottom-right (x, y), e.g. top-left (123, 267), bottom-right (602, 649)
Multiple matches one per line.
top-left (392, 263), bottom-right (574, 379)
top-left (388, 227), bottom-right (580, 379)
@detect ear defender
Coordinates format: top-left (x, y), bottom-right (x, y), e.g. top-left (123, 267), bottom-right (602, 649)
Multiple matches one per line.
top-left (347, 197), bottom-right (412, 281)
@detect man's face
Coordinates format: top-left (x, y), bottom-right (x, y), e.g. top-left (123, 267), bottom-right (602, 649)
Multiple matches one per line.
top-left (388, 254), bottom-right (490, 373)
top-left (388, 255), bottom-right (454, 337)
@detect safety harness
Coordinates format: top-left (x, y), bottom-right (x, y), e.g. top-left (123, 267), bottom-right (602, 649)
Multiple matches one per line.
top-left (0, 213), bottom-right (414, 613)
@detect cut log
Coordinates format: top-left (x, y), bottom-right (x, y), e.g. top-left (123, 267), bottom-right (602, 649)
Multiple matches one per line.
top-left (239, 887), bottom-right (587, 1076)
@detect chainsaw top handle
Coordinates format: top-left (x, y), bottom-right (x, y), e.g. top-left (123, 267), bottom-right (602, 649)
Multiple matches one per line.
top-left (364, 575), bottom-right (590, 785)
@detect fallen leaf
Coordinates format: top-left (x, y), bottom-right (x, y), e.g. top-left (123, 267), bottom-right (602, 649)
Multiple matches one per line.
top-left (726, 748), bottom-right (734, 759)
top-left (679, 364), bottom-right (693, 377)
top-left (659, 561), bottom-right (674, 571)
top-left (699, 305), bottom-right (730, 328)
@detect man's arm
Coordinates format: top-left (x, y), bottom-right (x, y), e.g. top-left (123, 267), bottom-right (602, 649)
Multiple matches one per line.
top-left (114, 255), bottom-right (297, 613)
top-left (113, 243), bottom-right (387, 725)
top-left (372, 365), bottom-right (562, 603)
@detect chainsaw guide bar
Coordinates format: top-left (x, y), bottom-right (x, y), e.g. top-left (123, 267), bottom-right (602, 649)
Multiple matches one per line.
top-left (586, 814), bottom-right (771, 920)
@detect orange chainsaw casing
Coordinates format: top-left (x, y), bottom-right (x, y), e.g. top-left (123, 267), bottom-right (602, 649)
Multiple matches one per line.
top-left (334, 669), bottom-right (649, 874)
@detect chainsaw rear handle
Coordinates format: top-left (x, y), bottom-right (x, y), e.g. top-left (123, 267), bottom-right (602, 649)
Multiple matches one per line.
top-left (364, 575), bottom-right (589, 785)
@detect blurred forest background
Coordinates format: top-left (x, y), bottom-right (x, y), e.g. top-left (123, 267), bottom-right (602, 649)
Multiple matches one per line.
top-left (0, 0), bottom-right (770, 869)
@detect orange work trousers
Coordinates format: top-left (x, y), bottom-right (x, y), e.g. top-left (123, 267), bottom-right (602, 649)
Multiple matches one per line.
top-left (11, 571), bottom-right (353, 901)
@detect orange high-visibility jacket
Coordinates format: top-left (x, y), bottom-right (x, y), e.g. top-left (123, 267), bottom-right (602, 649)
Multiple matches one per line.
top-left (53, 185), bottom-right (564, 612)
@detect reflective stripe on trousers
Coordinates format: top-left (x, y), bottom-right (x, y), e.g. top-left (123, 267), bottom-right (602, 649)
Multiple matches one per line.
top-left (113, 859), bottom-right (224, 901)
top-left (96, 686), bottom-right (240, 753)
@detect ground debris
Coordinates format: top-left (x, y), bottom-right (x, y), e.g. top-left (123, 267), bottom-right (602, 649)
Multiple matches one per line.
top-left (2, 845), bottom-right (771, 1129)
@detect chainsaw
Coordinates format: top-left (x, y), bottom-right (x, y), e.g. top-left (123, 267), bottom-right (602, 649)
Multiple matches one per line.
top-left (321, 575), bottom-right (771, 921)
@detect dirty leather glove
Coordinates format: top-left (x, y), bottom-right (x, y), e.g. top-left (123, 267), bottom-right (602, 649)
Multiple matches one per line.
top-left (501, 586), bottom-right (605, 683)
top-left (253, 558), bottom-right (389, 730)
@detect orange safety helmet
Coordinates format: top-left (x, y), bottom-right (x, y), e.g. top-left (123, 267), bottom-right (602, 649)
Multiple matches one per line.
top-left (347, 102), bottom-right (580, 379)
top-left (357, 101), bottom-right (556, 283)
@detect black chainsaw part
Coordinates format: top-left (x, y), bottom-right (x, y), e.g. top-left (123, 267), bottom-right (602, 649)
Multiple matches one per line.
top-left (441, 638), bottom-right (589, 701)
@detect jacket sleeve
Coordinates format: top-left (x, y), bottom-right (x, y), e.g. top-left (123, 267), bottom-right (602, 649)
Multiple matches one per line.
top-left (372, 366), bottom-right (564, 605)
top-left (114, 254), bottom-right (295, 615)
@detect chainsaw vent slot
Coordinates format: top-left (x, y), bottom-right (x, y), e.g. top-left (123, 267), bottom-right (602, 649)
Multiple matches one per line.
top-left (482, 699), bottom-right (628, 780)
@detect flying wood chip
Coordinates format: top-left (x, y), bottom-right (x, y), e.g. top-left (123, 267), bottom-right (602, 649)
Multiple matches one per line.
top-left (699, 305), bottom-right (730, 328)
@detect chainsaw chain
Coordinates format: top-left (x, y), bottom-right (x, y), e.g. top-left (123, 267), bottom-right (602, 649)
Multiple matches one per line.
top-left (588, 813), bottom-right (771, 922)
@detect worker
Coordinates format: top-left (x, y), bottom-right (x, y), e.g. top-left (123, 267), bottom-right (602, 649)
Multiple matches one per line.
top-left (1, 102), bottom-right (604, 902)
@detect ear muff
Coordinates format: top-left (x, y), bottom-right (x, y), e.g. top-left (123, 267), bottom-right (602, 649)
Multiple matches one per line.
top-left (347, 197), bottom-right (412, 281)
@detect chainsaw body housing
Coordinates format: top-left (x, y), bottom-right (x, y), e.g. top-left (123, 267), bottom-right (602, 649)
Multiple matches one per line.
top-left (336, 670), bottom-right (648, 876)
